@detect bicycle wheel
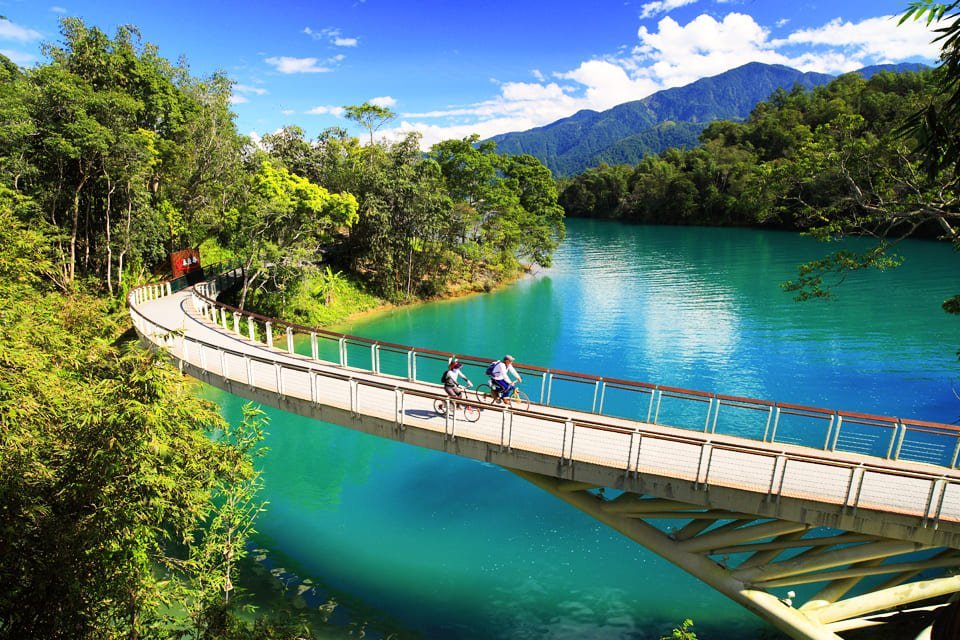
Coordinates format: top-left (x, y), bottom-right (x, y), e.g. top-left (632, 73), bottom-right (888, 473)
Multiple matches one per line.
top-left (510, 389), bottom-right (531, 412)
top-left (433, 398), bottom-right (448, 416)
top-left (463, 403), bottom-right (481, 422)
top-left (475, 383), bottom-right (497, 405)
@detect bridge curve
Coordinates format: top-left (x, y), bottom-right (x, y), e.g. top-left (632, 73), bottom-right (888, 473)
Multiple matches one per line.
top-left (128, 264), bottom-right (960, 640)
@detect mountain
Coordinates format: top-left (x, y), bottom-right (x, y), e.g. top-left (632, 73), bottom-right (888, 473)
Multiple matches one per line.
top-left (856, 62), bottom-right (929, 78)
top-left (488, 61), bottom-right (927, 177)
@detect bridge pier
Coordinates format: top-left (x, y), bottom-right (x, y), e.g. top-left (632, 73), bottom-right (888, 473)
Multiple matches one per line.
top-left (512, 469), bottom-right (957, 640)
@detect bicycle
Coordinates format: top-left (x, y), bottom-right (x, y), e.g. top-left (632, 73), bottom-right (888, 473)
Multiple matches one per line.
top-left (475, 382), bottom-right (530, 412)
top-left (434, 394), bottom-right (481, 422)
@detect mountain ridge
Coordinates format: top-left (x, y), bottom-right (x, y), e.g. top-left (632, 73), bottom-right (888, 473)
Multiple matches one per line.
top-left (488, 61), bottom-right (928, 176)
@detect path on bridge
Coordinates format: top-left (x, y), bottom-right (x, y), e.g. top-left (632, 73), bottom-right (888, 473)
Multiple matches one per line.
top-left (130, 281), bottom-right (960, 543)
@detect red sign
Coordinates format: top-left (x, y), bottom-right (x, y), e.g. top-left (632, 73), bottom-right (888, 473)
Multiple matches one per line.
top-left (170, 249), bottom-right (202, 278)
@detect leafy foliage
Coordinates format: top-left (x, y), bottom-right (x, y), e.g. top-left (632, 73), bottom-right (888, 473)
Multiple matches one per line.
top-left (6, 18), bottom-right (244, 294)
top-left (223, 158), bottom-right (358, 309)
top-left (343, 101), bottom-right (396, 146)
top-left (0, 189), bottom-right (272, 638)
top-left (660, 618), bottom-right (698, 640)
top-left (899, 2), bottom-right (960, 179)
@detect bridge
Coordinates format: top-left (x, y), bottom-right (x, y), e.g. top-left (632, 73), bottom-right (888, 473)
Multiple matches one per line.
top-left (128, 263), bottom-right (960, 640)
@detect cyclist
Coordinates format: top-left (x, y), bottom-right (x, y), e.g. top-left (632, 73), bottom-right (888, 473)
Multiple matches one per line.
top-left (489, 354), bottom-right (523, 404)
top-left (442, 359), bottom-right (473, 399)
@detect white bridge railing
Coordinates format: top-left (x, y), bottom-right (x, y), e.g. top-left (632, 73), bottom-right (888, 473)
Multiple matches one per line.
top-left (179, 269), bottom-right (960, 470)
top-left (127, 270), bottom-right (960, 529)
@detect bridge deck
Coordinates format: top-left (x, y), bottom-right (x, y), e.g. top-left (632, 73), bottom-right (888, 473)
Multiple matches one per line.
top-left (130, 287), bottom-right (960, 546)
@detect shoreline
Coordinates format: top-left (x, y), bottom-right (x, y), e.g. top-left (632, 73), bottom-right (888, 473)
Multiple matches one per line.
top-left (326, 267), bottom-right (533, 332)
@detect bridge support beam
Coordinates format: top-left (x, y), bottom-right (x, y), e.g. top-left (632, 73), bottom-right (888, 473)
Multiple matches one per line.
top-left (511, 469), bottom-right (959, 640)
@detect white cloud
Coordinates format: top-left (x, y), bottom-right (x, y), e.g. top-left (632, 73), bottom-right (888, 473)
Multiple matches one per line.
top-left (234, 83), bottom-right (268, 96)
top-left (0, 48), bottom-right (36, 66)
top-left (306, 105), bottom-right (345, 116)
top-left (779, 15), bottom-right (939, 64)
top-left (557, 59), bottom-right (659, 109)
top-left (229, 95), bottom-right (249, 105)
top-left (304, 26), bottom-right (359, 47)
top-left (0, 49), bottom-right (38, 67)
top-left (639, 0), bottom-right (698, 20)
top-left (265, 56), bottom-right (331, 74)
top-left (50, 6), bottom-right (68, 14)
top-left (281, 108), bottom-right (295, 116)
top-left (382, 10), bottom-right (942, 150)
top-left (389, 117), bottom-right (548, 150)
top-left (369, 95), bottom-right (397, 108)
top-left (633, 13), bottom-right (784, 87)
top-left (0, 18), bottom-right (43, 42)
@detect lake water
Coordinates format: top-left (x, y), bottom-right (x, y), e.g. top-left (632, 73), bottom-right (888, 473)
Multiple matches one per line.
top-left (207, 219), bottom-right (959, 639)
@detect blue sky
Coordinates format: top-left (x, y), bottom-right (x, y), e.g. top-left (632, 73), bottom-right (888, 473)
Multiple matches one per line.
top-left (0, 0), bottom-right (944, 148)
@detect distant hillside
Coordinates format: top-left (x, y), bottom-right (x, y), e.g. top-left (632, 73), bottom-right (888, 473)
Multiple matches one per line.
top-left (488, 61), bottom-right (928, 177)
top-left (856, 62), bottom-right (929, 78)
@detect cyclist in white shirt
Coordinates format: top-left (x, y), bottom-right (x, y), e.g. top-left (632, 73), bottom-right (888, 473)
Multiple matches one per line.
top-left (442, 360), bottom-right (472, 398)
top-left (490, 354), bottom-right (522, 403)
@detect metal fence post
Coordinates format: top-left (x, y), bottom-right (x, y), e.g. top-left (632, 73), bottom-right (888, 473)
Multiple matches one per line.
top-left (768, 407), bottom-right (782, 443)
top-left (830, 414), bottom-right (844, 451)
top-left (893, 421), bottom-right (907, 460)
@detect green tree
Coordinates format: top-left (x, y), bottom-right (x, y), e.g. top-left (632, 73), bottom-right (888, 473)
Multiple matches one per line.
top-left (660, 618), bottom-right (698, 640)
top-left (343, 101), bottom-right (396, 146)
top-left (499, 153), bottom-right (566, 267)
top-left (900, 1), bottom-right (960, 178)
top-left (0, 194), bottom-right (268, 638)
top-left (430, 136), bottom-right (565, 275)
top-left (224, 159), bottom-right (358, 309)
top-left (557, 163), bottom-right (632, 219)
top-left (348, 133), bottom-right (452, 299)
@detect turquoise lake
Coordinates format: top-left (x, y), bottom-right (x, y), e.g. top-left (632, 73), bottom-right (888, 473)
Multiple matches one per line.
top-left (207, 219), bottom-right (959, 639)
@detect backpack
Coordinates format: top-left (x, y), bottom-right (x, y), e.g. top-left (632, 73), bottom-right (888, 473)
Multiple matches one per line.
top-left (440, 370), bottom-right (449, 384)
top-left (485, 360), bottom-right (499, 377)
